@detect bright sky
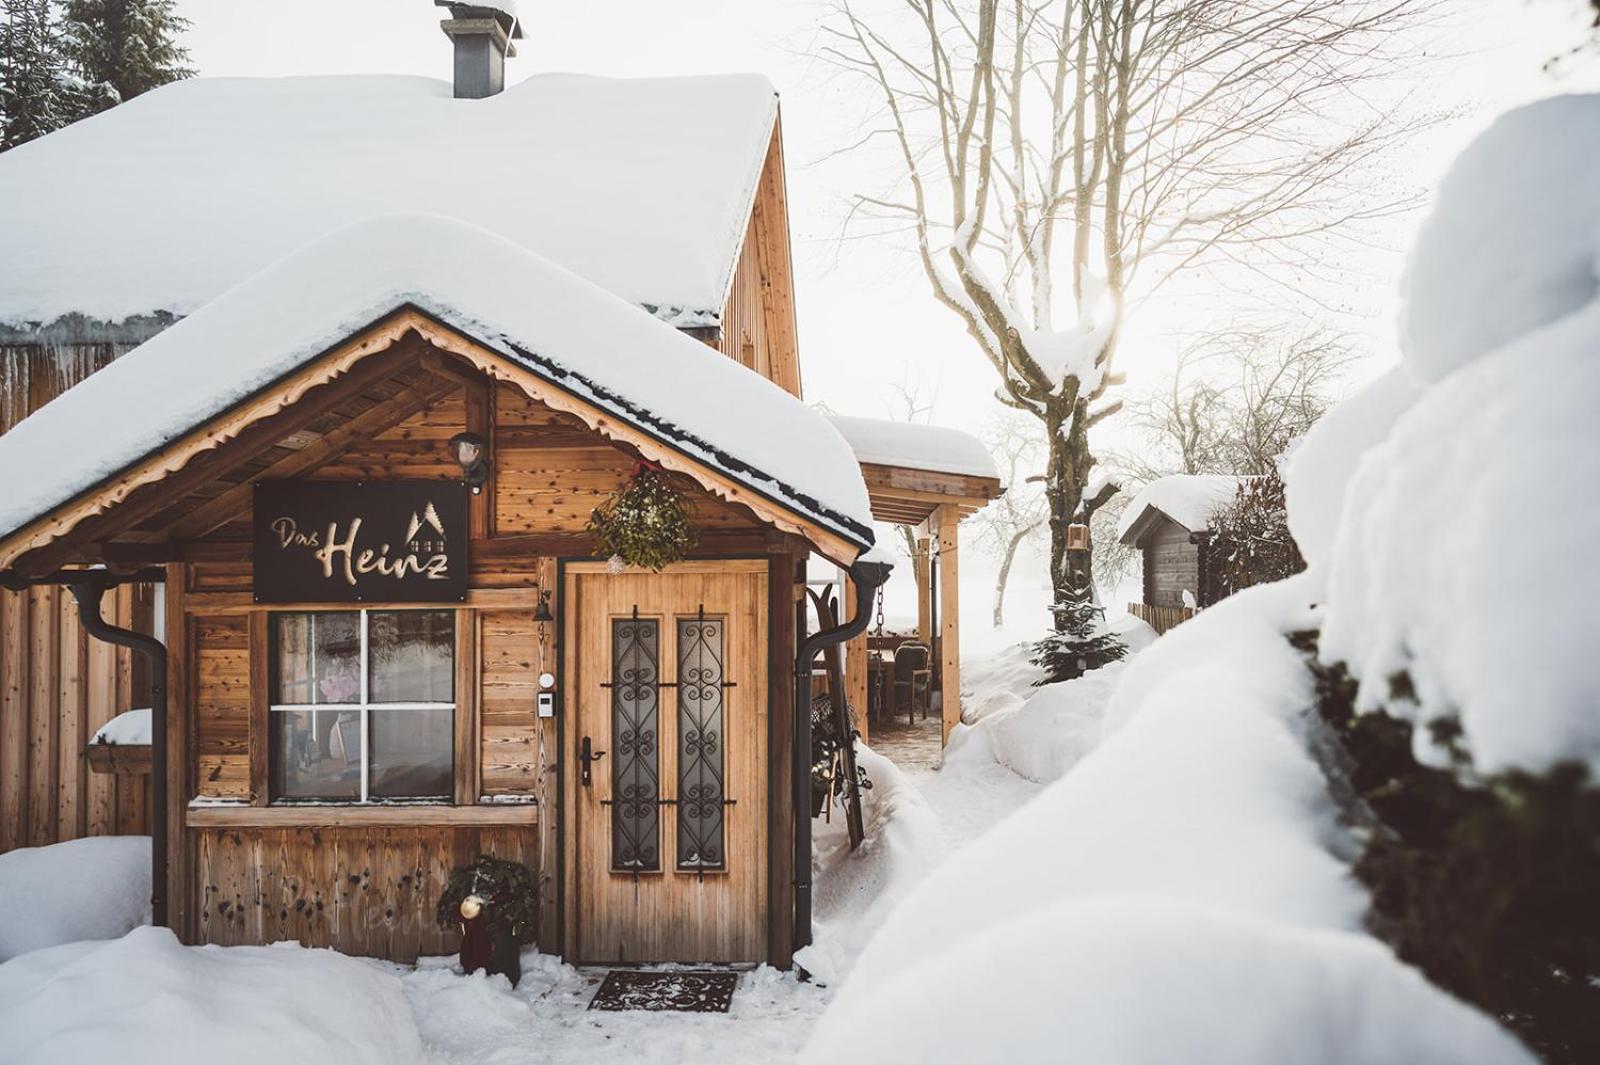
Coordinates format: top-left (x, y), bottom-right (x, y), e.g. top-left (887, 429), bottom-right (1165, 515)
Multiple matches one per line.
top-left (176, 0), bottom-right (1599, 636)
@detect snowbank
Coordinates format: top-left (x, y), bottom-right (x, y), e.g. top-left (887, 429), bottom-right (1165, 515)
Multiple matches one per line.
top-left (0, 836), bottom-right (150, 961)
top-left (0, 213), bottom-right (873, 552)
top-left (90, 706), bottom-right (151, 746)
top-left (1314, 95), bottom-right (1600, 776)
top-left (807, 895), bottom-right (1533, 1065)
top-left (795, 746), bottom-right (946, 984)
top-left (0, 927), bottom-right (427, 1065)
top-left (1399, 93), bottom-right (1600, 381)
top-left (957, 639), bottom-right (1043, 724)
top-left (805, 582), bottom-right (1533, 1060)
top-left (1283, 366), bottom-right (1420, 571)
top-left (946, 662), bottom-right (1124, 783)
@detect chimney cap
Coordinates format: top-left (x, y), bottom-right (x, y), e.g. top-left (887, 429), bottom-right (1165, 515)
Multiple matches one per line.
top-left (434, 2), bottom-right (523, 40)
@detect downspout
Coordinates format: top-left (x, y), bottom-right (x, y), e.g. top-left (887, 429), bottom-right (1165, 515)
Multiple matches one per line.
top-left (1, 569), bottom-right (168, 928)
top-left (793, 554), bottom-right (891, 959)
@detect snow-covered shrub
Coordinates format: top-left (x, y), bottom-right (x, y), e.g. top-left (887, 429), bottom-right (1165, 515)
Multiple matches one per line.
top-left (0, 836), bottom-right (150, 961)
top-left (1303, 636), bottom-right (1600, 1064)
top-left (1292, 93), bottom-right (1600, 1062)
top-left (1208, 468), bottom-right (1304, 597)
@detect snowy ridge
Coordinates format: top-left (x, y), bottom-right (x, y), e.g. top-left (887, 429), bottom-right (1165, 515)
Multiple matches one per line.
top-left (0, 72), bottom-right (778, 329)
top-left (0, 214), bottom-right (874, 551)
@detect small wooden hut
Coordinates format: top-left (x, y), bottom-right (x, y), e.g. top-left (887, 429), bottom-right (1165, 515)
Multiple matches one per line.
top-left (1116, 474), bottom-right (1243, 633)
top-left (0, 22), bottom-right (1002, 970)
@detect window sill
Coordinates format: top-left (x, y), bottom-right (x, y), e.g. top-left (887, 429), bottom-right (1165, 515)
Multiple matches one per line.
top-left (185, 802), bottom-right (537, 828)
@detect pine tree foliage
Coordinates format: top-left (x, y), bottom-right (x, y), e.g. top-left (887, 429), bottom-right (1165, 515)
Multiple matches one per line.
top-left (1208, 469), bottom-right (1305, 598)
top-left (1031, 568), bottom-right (1127, 684)
top-left (0, 0), bottom-right (71, 151)
top-left (61, 0), bottom-right (192, 115)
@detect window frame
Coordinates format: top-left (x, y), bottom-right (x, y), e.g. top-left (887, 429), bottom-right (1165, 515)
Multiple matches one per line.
top-left (267, 608), bottom-right (456, 804)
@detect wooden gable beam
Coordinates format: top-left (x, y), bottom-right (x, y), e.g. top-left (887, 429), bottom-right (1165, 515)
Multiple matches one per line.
top-left (156, 370), bottom-right (463, 542)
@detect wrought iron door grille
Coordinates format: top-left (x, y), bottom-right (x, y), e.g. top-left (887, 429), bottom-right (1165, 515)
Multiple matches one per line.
top-left (676, 611), bottom-right (727, 870)
top-left (610, 610), bottom-right (660, 872)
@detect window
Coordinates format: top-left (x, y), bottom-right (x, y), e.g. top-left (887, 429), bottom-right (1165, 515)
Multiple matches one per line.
top-left (270, 610), bottom-right (454, 802)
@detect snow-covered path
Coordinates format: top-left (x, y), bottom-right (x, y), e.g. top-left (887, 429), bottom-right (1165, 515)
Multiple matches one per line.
top-left (400, 742), bottom-right (1039, 1065)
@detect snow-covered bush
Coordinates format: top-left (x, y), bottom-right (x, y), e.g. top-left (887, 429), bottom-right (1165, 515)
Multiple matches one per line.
top-left (0, 836), bottom-right (150, 961)
top-left (1208, 468), bottom-right (1304, 597)
top-left (0, 927), bottom-right (427, 1065)
top-left (1293, 93), bottom-right (1600, 1062)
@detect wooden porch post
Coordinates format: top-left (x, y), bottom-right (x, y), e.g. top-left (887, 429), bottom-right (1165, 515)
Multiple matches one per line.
top-left (936, 505), bottom-right (961, 746)
top-left (915, 535), bottom-right (932, 645)
top-left (844, 630), bottom-right (869, 744)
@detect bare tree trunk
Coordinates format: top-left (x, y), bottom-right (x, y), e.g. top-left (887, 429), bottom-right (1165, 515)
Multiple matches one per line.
top-left (992, 524), bottom-right (1033, 627)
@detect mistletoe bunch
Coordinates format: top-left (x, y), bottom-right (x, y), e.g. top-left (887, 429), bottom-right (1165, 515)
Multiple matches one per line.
top-left (588, 465), bottom-right (699, 571)
top-left (435, 855), bottom-right (539, 943)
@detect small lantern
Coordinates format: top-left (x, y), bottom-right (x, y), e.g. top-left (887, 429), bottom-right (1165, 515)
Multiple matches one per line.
top-left (533, 588), bottom-right (554, 642)
top-left (1066, 522), bottom-right (1090, 552)
top-left (448, 432), bottom-right (491, 493)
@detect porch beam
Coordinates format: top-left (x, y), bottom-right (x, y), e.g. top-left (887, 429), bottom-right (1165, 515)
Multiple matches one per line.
top-left (936, 503), bottom-right (961, 747)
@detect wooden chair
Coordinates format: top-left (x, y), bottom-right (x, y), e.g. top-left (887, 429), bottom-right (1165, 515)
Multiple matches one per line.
top-left (893, 643), bottom-right (932, 725)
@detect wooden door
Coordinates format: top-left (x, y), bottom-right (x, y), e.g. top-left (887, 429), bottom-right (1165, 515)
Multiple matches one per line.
top-left (565, 561), bottom-right (768, 963)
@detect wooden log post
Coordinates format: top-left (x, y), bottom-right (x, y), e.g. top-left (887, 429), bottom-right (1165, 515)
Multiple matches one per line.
top-left (914, 536), bottom-right (932, 645)
top-left (844, 629), bottom-right (869, 744)
top-left (936, 505), bottom-right (961, 747)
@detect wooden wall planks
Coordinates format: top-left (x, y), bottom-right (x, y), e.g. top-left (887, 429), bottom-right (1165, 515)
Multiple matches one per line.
top-left (0, 582), bottom-right (155, 852)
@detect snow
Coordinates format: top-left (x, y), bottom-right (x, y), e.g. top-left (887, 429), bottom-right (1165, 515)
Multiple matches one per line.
top-left (1312, 95), bottom-right (1600, 777)
top-left (0, 836), bottom-right (151, 962)
top-left (945, 661), bottom-right (1125, 783)
top-left (1283, 365), bottom-right (1420, 571)
top-left (1399, 94), bottom-right (1600, 382)
top-left (1115, 472), bottom-right (1243, 541)
top-left (806, 895), bottom-right (1534, 1065)
top-left (806, 581), bottom-right (1536, 1061)
top-left (0, 213), bottom-right (874, 555)
top-left (826, 415), bottom-right (1001, 481)
top-left (0, 73), bottom-right (777, 329)
top-left (795, 747), bottom-right (946, 984)
top-left (0, 927), bottom-right (427, 1065)
top-left (90, 706), bottom-right (151, 746)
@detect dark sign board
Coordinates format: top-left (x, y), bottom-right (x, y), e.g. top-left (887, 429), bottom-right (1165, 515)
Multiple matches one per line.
top-left (252, 481), bottom-right (470, 604)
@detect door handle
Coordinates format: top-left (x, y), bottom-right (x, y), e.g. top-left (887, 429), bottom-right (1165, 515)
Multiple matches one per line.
top-left (580, 735), bottom-right (606, 787)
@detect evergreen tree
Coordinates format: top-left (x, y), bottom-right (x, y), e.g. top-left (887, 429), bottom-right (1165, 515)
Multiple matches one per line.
top-left (60, 0), bottom-right (192, 116)
top-left (0, 0), bottom-right (72, 152)
top-left (1031, 568), bottom-right (1127, 684)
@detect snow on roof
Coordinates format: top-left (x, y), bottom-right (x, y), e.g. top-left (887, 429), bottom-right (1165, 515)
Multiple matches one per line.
top-left (827, 416), bottom-right (1001, 481)
top-left (1116, 474), bottom-right (1243, 541)
top-left (0, 213), bottom-right (873, 551)
top-left (0, 72), bottom-right (777, 329)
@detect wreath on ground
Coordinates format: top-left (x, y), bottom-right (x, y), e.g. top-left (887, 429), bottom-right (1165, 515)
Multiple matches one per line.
top-left (588, 463), bottom-right (699, 571)
top-left (435, 855), bottom-right (539, 943)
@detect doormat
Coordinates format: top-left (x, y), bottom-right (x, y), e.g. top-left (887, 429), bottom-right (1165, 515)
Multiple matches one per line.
top-left (587, 969), bottom-right (739, 1013)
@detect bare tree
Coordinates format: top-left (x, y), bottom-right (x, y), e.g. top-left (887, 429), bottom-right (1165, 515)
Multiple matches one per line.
top-left (1121, 324), bottom-right (1356, 479)
top-left (971, 410), bottom-right (1048, 626)
top-left (819, 0), bottom-right (1431, 633)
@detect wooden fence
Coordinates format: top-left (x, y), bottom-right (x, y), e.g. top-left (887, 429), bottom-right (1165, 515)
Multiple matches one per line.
top-left (1127, 601), bottom-right (1198, 636)
top-left (0, 341), bottom-right (156, 854)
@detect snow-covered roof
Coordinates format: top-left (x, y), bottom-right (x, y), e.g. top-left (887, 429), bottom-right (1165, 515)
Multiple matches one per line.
top-left (827, 415), bottom-right (1001, 481)
top-left (0, 213), bottom-right (873, 554)
top-left (0, 72), bottom-right (778, 330)
top-left (1116, 474), bottom-right (1243, 542)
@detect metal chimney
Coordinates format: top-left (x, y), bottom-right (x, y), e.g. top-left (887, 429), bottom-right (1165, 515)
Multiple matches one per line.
top-left (435, 3), bottom-right (522, 99)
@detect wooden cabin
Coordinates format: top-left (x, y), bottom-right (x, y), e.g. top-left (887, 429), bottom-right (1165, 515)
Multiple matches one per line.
top-left (1116, 474), bottom-right (1242, 634)
top-left (0, 28), bottom-right (1001, 970)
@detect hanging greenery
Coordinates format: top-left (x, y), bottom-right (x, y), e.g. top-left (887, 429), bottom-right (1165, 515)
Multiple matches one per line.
top-left (588, 464), bottom-right (699, 571)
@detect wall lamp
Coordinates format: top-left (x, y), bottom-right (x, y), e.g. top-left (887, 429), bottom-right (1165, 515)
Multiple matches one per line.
top-left (448, 432), bottom-right (491, 493)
